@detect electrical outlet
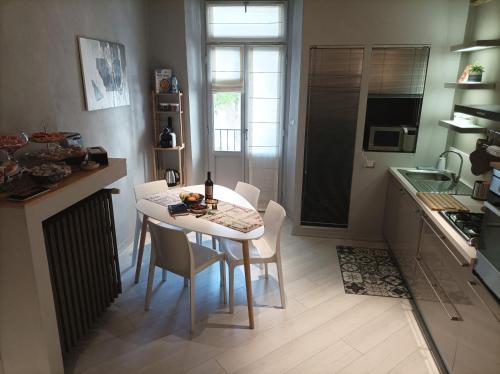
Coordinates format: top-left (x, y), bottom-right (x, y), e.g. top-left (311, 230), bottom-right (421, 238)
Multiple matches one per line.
top-left (365, 159), bottom-right (375, 168)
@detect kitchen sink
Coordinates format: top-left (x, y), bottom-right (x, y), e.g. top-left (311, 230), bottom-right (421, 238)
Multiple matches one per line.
top-left (402, 171), bottom-right (451, 182)
top-left (398, 169), bottom-right (472, 195)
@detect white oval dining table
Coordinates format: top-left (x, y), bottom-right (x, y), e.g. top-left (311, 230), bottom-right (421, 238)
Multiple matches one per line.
top-left (135, 184), bottom-right (264, 329)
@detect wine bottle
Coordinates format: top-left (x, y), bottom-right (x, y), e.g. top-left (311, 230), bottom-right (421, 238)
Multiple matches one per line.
top-left (205, 171), bottom-right (213, 200)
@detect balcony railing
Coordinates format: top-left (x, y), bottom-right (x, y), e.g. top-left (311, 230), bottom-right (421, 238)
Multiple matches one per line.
top-left (214, 128), bottom-right (241, 152)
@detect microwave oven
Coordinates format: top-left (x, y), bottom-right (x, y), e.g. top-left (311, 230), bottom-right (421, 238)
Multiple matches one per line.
top-left (368, 126), bottom-right (417, 152)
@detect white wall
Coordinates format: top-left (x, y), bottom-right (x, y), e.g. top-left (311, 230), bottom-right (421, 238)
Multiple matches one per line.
top-left (147, 0), bottom-right (207, 185)
top-left (0, 0), bottom-right (151, 250)
top-left (184, 0), bottom-right (208, 184)
top-left (289, 0), bottom-right (469, 240)
top-left (449, 0), bottom-right (500, 183)
top-left (283, 0), bottom-right (304, 219)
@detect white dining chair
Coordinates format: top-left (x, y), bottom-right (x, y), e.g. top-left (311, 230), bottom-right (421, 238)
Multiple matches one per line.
top-left (133, 180), bottom-right (200, 284)
top-left (220, 200), bottom-right (286, 313)
top-left (210, 181), bottom-right (261, 250)
top-left (235, 181), bottom-right (260, 210)
top-left (145, 221), bottom-right (226, 333)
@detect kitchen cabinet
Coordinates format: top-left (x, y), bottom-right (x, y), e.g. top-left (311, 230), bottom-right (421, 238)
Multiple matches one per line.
top-left (383, 175), bottom-right (422, 280)
top-left (384, 173), bottom-right (500, 373)
top-left (452, 274), bottom-right (500, 373)
top-left (413, 216), bottom-right (465, 372)
top-left (414, 216), bottom-right (500, 374)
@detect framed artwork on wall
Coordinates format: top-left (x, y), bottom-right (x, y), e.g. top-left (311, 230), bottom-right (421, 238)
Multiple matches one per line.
top-left (78, 36), bottom-right (130, 111)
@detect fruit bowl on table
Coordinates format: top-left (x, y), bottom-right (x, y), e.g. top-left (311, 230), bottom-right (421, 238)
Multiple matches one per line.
top-left (179, 192), bottom-right (204, 206)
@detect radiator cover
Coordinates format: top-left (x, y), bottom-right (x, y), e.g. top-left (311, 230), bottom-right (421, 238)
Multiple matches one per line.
top-left (42, 189), bottom-right (121, 355)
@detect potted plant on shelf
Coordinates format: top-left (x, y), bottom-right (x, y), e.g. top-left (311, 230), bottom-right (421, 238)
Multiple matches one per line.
top-left (468, 63), bottom-right (485, 82)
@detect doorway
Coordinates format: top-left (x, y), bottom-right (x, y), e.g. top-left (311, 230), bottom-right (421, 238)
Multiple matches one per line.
top-left (205, 2), bottom-right (286, 209)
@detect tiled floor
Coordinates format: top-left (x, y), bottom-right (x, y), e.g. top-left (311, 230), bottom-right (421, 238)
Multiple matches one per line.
top-left (66, 220), bottom-right (439, 373)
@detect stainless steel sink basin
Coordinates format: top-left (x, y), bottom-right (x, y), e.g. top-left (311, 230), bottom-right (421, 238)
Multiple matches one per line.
top-left (398, 169), bottom-right (472, 195)
top-left (402, 171), bottom-right (451, 182)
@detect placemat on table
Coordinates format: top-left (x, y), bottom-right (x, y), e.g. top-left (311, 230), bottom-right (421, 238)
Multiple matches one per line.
top-left (200, 201), bottom-right (263, 233)
top-left (144, 189), bottom-right (263, 233)
top-left (144, 189), bottom-right (184, 207)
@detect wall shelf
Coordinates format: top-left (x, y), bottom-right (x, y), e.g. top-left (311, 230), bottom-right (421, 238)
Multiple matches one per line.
top-left (156, 110), bottom-right (184, 114)
top-left (444, 82), bottom-right (496, 89)
top-left (454, 104), bottom-right (500, 122)
top-left (156, 92), bottom-right (183, 97)
top-left (450, 39), bottom-right (500, 53)
top-left (153, 144), bottom-right (185, 152)
top-left (438, 120), bottom-right (486, 134)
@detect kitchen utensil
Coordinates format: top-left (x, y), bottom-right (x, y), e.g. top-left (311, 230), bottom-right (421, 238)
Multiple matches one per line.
top-left (471, 180), bottom-right (490, 201)
top-left (165, 169), bottom-right (180, 187)
top-left (416, 192), bottom-right (469, 211)
top-left (470, 145), bottom-right (492, 175)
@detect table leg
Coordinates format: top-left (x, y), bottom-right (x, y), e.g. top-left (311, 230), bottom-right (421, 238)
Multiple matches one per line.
top-left (135, 215), bottom-right (148, 284)
top-left (242, 240), bottom-right (254, 329)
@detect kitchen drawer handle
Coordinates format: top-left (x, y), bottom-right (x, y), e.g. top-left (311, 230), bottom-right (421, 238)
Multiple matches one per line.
top-left (467, 280), bottom-right (500, 323)
top-left (416, 259), bottom-right (461, 321)
top-left (422, 216), bottom-right (468, 267)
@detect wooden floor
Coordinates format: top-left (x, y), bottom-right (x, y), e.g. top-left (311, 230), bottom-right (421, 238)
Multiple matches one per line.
top-left (66, 220), bottom-right (439, 374)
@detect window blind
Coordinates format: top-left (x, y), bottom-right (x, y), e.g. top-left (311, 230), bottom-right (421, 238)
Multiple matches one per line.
top-left (369, 47), bottom-right (430, 96)
top-left (209, 46), bottom-right (243, 91)
top-left (206, 2), bottom-right (286, 41)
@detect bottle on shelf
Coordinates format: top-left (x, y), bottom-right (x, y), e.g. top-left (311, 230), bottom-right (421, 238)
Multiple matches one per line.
top-left (170, 75), bottom-right (179, 93)
top-left (159, 117), bottom-right (177, 148)
top-left (167, 117), bottom-right (177, 147)
top-left (159, 127), bottom-right (170, 148)
top-left (205, 171), bottom-right (213, 200)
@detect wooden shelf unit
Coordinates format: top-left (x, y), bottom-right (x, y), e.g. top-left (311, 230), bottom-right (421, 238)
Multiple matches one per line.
top-left (151, 91), bottom-right (186, 185)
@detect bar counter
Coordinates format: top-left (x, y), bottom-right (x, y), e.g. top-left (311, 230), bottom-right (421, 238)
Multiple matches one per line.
top-left (0, 158), bottom-right (126, 374)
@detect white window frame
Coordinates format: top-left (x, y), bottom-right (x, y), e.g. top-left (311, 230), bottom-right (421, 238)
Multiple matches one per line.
top-left (206, 1), bottom-right (287, 44)
top-left (204, 0), bottom-right (287, 205)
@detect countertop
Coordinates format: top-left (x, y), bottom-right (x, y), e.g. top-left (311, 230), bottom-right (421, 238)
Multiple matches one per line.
top-left (389, 167), bottom-right (483, 264)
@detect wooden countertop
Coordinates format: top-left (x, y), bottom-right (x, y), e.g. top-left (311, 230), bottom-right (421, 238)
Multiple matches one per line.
top-left (0, 158), bottom-right (127, 212)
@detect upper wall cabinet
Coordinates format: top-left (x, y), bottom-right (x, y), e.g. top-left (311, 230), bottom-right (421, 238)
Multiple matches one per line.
top-left (363, 46), bottom-right (430, 153)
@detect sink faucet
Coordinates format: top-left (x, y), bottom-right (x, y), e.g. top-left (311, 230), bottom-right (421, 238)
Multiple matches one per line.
top-left (436, 150), bottom-right (463, 186)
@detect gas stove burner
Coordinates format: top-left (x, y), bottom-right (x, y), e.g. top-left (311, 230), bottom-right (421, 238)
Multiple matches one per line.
top-left (440, 210), bottom-right (484, 245)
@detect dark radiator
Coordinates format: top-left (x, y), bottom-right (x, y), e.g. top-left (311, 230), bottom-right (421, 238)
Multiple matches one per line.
top-left (42, 189), bottom-right (121, 355)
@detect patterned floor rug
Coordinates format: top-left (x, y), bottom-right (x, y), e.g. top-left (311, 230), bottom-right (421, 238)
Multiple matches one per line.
top-left (336, 246), bottom-right (410, 299)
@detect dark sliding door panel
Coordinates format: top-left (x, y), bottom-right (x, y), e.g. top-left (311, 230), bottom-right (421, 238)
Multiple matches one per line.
top-left (301, 47), bottom-right (363, 227)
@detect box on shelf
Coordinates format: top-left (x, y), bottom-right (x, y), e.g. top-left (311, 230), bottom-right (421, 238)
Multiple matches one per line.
top-left (154, 69), bottom-right (172, 94)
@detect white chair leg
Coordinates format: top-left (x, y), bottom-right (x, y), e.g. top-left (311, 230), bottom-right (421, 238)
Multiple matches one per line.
top-left (212, 236), bottom-right (217, 250)
top-left (276, 259), bottom-right (286, 309)
top-left (220, 259), bottom-right (226, 304)
top-left (162, 269), bottom-right (167, 281)
top-left (144, 249), bottom-right (157, 311)
top-left (184, 277), bottom-right (189, 287)
top-left (196, 232), bottom-right (202, 245)
top-left (229, 264), bottom-right (235, 314)
top-left (189, 276), bottom-right (196, 333)
top-left (132, 213), bottom-right (141, 266)
top-left (264, 263), bottom-right (269, 279)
